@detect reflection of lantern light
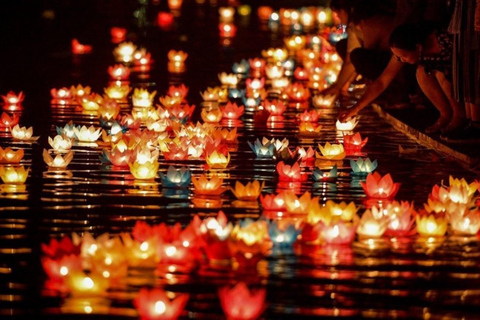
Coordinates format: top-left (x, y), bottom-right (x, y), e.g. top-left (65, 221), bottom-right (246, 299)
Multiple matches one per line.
top-left (361, 172), bottom-right (401, 199)
top-left (134, 288), bottom-right (189, 320)
top-left (0, 165), bottom-right (29, 184)
top-left (2, 91), bottom-right (24, 111)
top-left (0, 147), bottom-right (24, 164)
top-left (218, 283), bottom-right (266, 320)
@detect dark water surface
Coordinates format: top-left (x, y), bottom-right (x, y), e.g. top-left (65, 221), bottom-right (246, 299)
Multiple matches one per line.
top-left (0, 1), bottom-right (479, 319)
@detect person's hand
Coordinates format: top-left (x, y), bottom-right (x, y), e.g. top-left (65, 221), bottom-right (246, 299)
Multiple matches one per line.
top-left (338, 105), bottom-right (359, 122)
top-left (320, 85), bottom-right (340, 96)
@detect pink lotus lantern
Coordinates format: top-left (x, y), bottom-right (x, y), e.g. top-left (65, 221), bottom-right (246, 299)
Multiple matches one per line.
top-left (0, 147), bottom-right (24, 164)
top-left (0, 112), bottom-right (19, 130)
top-left (249, 58), bottom-right (266, 76)
top-left (71, 39), bottom-right (92, 54)
top-left (356, 209), bottom-right (389, 238)
top-left (382, 201), bottom-right (416, 237)
top-left (108, 147), bottom-right (133, 167)
top-left (2, 91), bottom-right (24, 111)
top-left (298, 109), bottom-right (322, 122)
top-left (276, 161), bottom-right (307, 182)
top-left (163, 144), bottom-right (189, 161)
top-left (167, 84), bottom-right (189, 100)
top-left (110, 27), bottom-right (127, 43)
top-left (260, 193), bottom-right (287, 212)
top-left (134, 288), bottom-right (189, 320)
top-left (218, 283), bottom-right (266, 320)
top-left (319, 220), bottom-right (357, 245)
top-left (50, 87), bottom-right (73, 105)
top-left (221, 102), bottom-right (244, 120)
top-left (108, 64), bottom-right (130, 80)
top-left (98, 97), bottom-right (121, 121)
top-left (343, 132), bottom-right (368, 155)
top-left (133, 49), bottom-right (153, 66)
top-left (157, 12), bottom-right (174, 29)
top-left (42, 254), bottom-right (82, 281)
top-left (219, 23), bottom-right (237, 38)
top-left (361, 172), bottom-right (401, 199)
top-left (245, 78), bottom-right (265, 91)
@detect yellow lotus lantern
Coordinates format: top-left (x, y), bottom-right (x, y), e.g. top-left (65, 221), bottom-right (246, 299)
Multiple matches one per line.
top-left (206, 151), bottom-right (230, 169)
top-left (231, 180), bottom-right (265, 201)
top-left (284, 191), bottom-right (314, 215)
top-left (70, 84), bottom-right (91, 99)
top-left (325, 200), bottom-right (357, 222)
top-left (129, 160), bottom-right (159, 180)
top-left (73, 125), bottom-right (102, 143)
top-left (201, 108), bottom-right (223, 123)
top-left (416, 213), bottom-right (447, 237)
top-left (121, 233), bottom-right (159, 267)
top-left (132, 88), bottom-right (157, 108)
top-left (43, 149), bottom-right (74, 168)
top-left (89, 236), bottom-right (128, 280)
top-left (104, 84), bottom-right (131, 101)
top-left (66, 271), bottom-right (110, 296)
top-left (316, 142), bottom-right (345, 160)
top-left (113, 42), bottom-right (137, 63)
top-left (78, 93), bottom-right (103, 111)
top-left (298, 122), bottom-right (322, 135)
top-left (0, 165), bottom-right (29, 184)
top-left (192, 174), bottom-right (226, 196)
top-left (218, 72), bottom-right (240, 87)
top-left (450, 208), bottom-right (480, 236)
top-left (48, 135), bottom-right (73, 152)
top-left (356, 209), bottom-right (388, 238)
top-left (448, 176), bottom-right (478, 197)
top-left (11, 125), bottom-right (39, 141)
top-left (0, 147), bottom-right (24, 164)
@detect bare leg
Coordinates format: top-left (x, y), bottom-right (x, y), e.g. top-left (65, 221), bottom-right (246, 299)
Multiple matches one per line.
top-left (435, 70), bottom-right (466, 132)
top-left (416, 65), bottom-right (452, 133)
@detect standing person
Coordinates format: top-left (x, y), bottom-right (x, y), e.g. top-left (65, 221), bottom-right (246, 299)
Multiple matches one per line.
top-left (339, 23), bottom-right (465, 135)
top-left (447, 0), bottom-right (480, 140)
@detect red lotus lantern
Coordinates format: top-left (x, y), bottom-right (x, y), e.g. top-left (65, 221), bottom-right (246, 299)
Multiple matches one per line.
top-left (2, 91), bottom-right (24, 111)
top-left (110, 27), bottom-right (127, 43)
top-left (343, 132), bottom-right (368, 155)
top-left (71, 39), bottom-right (92, 54)
top-left (361, 172), bottom-right (401, 199)
top-left (0, 112), bottom-right (19, 130)
top-left (157, 12), bottom-right (174, 29)
top-left (218, 283), bottom-right (266, 320)
top-left (134, 288), bottom-right (189, 320)
top-left (276, 161), bottom-right (307, 182)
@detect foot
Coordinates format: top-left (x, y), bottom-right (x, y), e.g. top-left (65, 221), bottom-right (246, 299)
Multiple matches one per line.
top-left (441, 116), bottom-right (467, 134)
top-left (425, 116), bottom-right (450, 134)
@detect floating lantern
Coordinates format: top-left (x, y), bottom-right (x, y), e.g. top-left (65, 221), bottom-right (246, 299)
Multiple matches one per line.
top-left (157, 12), bottom-right (174, 29)
top-left (416, 213), bottom-right (447, 237)
top-left (356, 209), bottom-right (388, 238)
top-left (121, 233), bottom-right (159, 267)
top-left (284, 191), bottom-right (313, 214)
top-left (294, 67), bottom-right (309, 80)
top-left (218, 72), bottom-right (240, 87)
top-left (2, 91), bottom-right (24, 111)
top-left (78, 93), bottom-right (103, 111)
top-left (263, 100), bottom-right (286, 116)
top-left (0, 147), bottom-right (24, 164)
top-left (42, 254), bottom-right (82, 281)
top-left (158, 95), bottom-right (182, 109)
top-left (312, 165), bottom-right (338, 181)
top-left (265, 64), bottom-right (284, 79)
top-left (160, 166), bottom-right (191, 188)
top-left (319, 220), bottom-right (357, 245)
top-left (276, 161), bottom-right (306, 182)
top-left (238, 5), bottom-right (251, 17)
top-left (167, 84), bottom-right (189, 100)
top-left (294, 146), bottom-right (316, 162)
top-left (132, 88), bottom-right (157, 108)
top-left (0, 112), bottom-right (19, 129)
top-left (66, 271), bottom-right (109, 296)
top-left (43, 149), bottom-right (74, 168)
top-left (219, 23), bottom-right (237, 38)
top-left (73, 125), bottom-right (101, 143)
top-left (104, 84), bottom-right (131, 101)
top-left (198, 211), bottom-right (233, 261)
top-left (257, 6), bottom-right (273, 21)
top-left (336, 117), bottom-right (358, 131)
top-left (206, 151), bottom-right (230, 169)
top-left (382, 201), bottom-right (416, 237)
top-left (201, 108), bottom-right (222, 123)
top-left (108, 64), bottom-right (130, 80)
top-left (71, 39), bottom-right (92, 54)
top-left (221, 102), bottom-right (244, 120)
top-left (50, 87), bottom-right (73, 105)
top-left (231, 180), bottom-right (265, 201)
top-left (192, 174), bottom-right (226, 196)
top-left (133, 49), bottom-right (153, 66)
top-left (284, 83), bottom-right (310, 101)
top-left (316, 142), bottom-right (345, 160)
top-left (343, 132), bottom-right (368, 154)
top-left (219, 283), bottom-right (266, 320)
top-left (268, 220), bottom-right (300, 250)
top-left (260, 193), bottom-right (286, 211)
top-left (448, 176), bottom-right (478, 196)
top-left (168, 0), bottom-right (182, 10)
top-left (229, 220), bottom-right (271, 268)
top-left (450, 208), bottom-right (480, 236)
top-left (89, 236), bottom-right (128, 280)
top-left (298, 110), bottom-right (322, 122)
top-left (0, 166), bottom-right (29, 184)
top-left (134, 288), bottom-right (189, 320)
top-left (113, 42), bottom-right (137, 63)
top-left (350, 158), bottom-right (377, 175)
top-left (110, 27), bottom-right (126, 43)
top-left (298, 122), bottom-right (322, 136)
top-left (219, 7), bottom-right (235, 22)
top-left (168, 50), bottom-right (188, 64)
top-left (107, 147), bottom-right (133, 167)
top-left (98, 97), bottom-right (120, 121)
top-left (70, 84), bottom-right (91, 99)
top-left (248, 139), bottom-right (275, 158)
top-left (11, 125), bottom-right (39, 142)
top-left (271, 77), bottom-right (290, 89)
top-left (361, 172), bottom-right (401, 199)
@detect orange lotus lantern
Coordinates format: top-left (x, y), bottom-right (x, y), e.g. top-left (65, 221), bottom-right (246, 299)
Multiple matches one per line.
top-left (260, 193), bottom-right (287, 212)
top-left (108, 64), bottom-right (130, 80)
top-left (66, 271), bottom-right (109, 296)
top-left (113, 42), bottom-right (137, 63)
top-left (167, 84), bottom-right (189, 100)
top-left (201, 108), bottom-right (222, 123)
top-left (284, 191), bottom-right (313, 215)
top-left (382, 201), bottom-right (416, 237)
top-left (78, 93), bottom-right (103, 111)
top-left (132, 88), bottom-right (157, 108)
top-left (2, 91), bottom-right (24, 111)
top-left (206, 151), bottom-right (230, 169)
top-left (356, 209), bottom-right (388, 238)
top-left (192, 174), bottom-right (226, 196)
top-left (231, 180), bottom-right (265, 201)
top-left (43, 149), bottom-right (74, 168)
top-left (121, 233), bottom-right (159, 267)
top-left (0, 112), bottom-right (19, 129)
top-left (416, 213), bottom-right (447, 237)
top-left (284, 83), bottom-right (310, 101)
top-left (257, 6), bottom-right (273, 20)
top-left (71, 39), bottom-right (92, 54)
top-left (263, 100), bottom-right (286, 116)
top-left (11, 125), bottom-right (39, 142)
top-left (0, 147), bottom-right (24, 164)
top-left (218, 283), bottom-right (266, 320)
top-left (110, 27), bottom-right (126, 43)
top-left (89, 236), bottom-right (128, 280)
top-left (133, 49), bottom-right (153, 66)
top-left (276, 161), bottom-right (307, 182)
top-left (361, 172), bottom-right (401, 199)
top-left (449, 208), bottom-right (480, 236)
top-left (168, 50), bottom-right (188, 72)
top-left (294, 67), bottom-right (309, 80)
top-left (298, 110), bottom-right (322, 122)
top-left (0, 165), bottom-right (29, 184)
top-left (343, 132), bottom-right (368, 155)
top-left (336, 117), bottom-right (358, 131)
top-left (298, 122), bottom-right (322, 136)
top-left (219, 7), bottom-right (235, 22)
top-left (221, 102), bottom-right (244, 120)
top-left (134, 288), bottom-right (189, 320)
top-left (98, 97), bottom-right (121, 121)
top-left (316, 142), bottom-right (345, 160)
